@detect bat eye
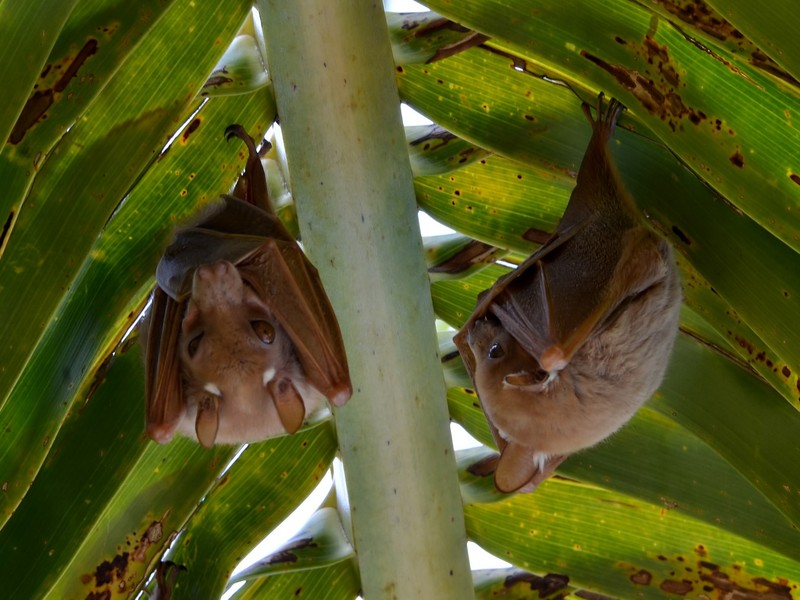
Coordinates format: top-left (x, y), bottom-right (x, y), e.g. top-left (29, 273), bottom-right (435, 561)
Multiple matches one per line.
top-left (488, 342), bottom-right (505, 359)
top-left (252, 320), bottom-right (275, 344)
top-left (187, 333), bottom-right (204, 358)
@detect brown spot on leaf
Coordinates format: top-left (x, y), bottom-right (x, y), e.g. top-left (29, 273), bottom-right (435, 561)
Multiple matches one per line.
top-left (131, 519), bottom-right (164, 562)
top-left (268, 549), bottom-right (299, 564)
top-left (522, 227), bottom-right (552, 245)
top-left (581, 50), bottom-right (636, 87)
top-left (734, 336), bottom-right (754, 354)
top-left (504, 571), bottom-right (570, 595)
top-left (658, 1), bottom-right (798, 85)
top-left (279, 537), bottom-right (318, 557)
top-left (580, 46), bottom-right (692, 131)
top-left (204, 75), bottom-right (233, 89)
top-left (750, 49), bottom-right (800, 87)
top-left (730, 150), bottom-right (745, 167)
top-left (84, 351), bottom-right (117, 403)
top-left (427, 31), bottom-right (490, 64)
top-left (751, 578), bottom-right (794, 598)
top-left (410, 125), bottom-right (456, 148)
top-left (785, 366), bottom-right (794, 378)
top-left (671, 225), bottom-right (691, 245)
top-left (8, 39), bottom-right (98, 144)
top-left (8, 91), bottom-right (54, 144)
top-left (181, 118), bottom-right (201, 143)
top-left (699, 563), bottom-right (793, 599)
top-left (660, 579), bottom-right (694, 595)
top-left (93, 552), bottom-right (129, 586)
top-left (695, 544), bottom-right (707, 557)
top-left (630, 569), bottom-right (652, 585)
top-left (789, 174), bottom-right (800, 186)
top-left (428, 239), bottom-right (501, 275)
top-left (0, 211), bottom-right (13, 251)
top-left (55, 39), bottom-right (98, 93)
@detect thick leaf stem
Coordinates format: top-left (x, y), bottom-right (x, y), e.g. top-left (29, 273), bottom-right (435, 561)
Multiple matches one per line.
top-left (258, 1), bottom-right (474, 598)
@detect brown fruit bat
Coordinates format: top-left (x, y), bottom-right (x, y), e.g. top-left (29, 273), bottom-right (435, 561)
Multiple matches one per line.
top-left (144, 125), bottom-right (351, 448)
top-left (454, 95), bottom-right (681, 493)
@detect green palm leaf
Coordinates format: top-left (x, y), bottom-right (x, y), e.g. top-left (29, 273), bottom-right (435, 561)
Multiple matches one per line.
top-left (1, 1), bottom-right (797, 598)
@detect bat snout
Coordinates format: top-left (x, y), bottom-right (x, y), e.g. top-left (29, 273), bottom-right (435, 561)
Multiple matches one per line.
top-left (193, 260), bottom-right (239, 285)
top-left (190, 261), bottom-right (247, 309)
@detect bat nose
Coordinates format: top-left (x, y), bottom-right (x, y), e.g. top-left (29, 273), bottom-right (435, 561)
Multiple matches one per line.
top-left (190, 260), bottom-right (244, 305)
top-left (195, 260), bottom-right (234, 281)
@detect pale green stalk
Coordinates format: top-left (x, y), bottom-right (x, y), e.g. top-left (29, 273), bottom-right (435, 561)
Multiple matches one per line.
top-left (258, 1), bottom-right (474, 597)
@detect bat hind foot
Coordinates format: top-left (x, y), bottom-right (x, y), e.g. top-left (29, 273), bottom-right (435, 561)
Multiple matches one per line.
top-left (225, 124), bottom-right (269, 158)
top-left (581, 92), bottom-right (626, 138)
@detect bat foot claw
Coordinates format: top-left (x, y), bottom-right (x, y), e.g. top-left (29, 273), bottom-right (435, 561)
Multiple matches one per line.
top-left (224, 123), bottom-right (248, 143)
top-left (581, 92), bottom-right (626, 134)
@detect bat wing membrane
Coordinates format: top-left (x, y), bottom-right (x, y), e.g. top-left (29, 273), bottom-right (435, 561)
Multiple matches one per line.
top-left (145, 287), bottom-right (186, 443)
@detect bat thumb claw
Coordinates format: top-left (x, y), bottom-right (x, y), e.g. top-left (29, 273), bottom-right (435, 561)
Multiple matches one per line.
top-left (147, 423), bottom-right (175, 445)
top-left (540, 346), bottom-right (568, 373)
top-left (328, 383), bottom-right (352, 407)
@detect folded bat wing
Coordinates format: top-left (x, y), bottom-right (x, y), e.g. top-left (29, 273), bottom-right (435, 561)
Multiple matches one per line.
top-left (144, 287), bottom-right (186, 443)
top-left (238, 238), bottom-right (352, 407)
top-left (454, 96), bottom-right (672, 492)
top-left (145, 125), bottom-right (351, 446)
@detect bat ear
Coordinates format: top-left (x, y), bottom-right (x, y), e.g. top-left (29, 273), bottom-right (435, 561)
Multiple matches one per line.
top-left (494, 443), bottom-right (539, 493)
top-left (194, 394), bottom-right (220, 448)
top-left (267, 377), bottom-right (306, 434)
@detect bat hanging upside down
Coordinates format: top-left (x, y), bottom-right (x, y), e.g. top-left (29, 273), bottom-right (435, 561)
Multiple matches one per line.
top-left (454, 95), bottom-right (681, 493)
top-left (143, 125), bottom-right (351, 448)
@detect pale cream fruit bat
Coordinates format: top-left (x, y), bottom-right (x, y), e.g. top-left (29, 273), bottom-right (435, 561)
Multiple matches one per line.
top-left (454, 95), bottom-right (681, 493)
top-left (144, 125), bottom-right (351, 448)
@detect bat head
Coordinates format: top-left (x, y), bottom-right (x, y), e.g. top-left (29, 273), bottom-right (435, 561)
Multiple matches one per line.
top-left (466, 317), bottom-right (581, 456)
top-left (178, 260), bottom-right (318, 447)
top-left (467, 317), bottom-right (551, 394)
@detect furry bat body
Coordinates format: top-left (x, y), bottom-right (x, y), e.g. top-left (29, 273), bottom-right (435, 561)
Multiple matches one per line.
top-left (454, 96), bottom-right (681, 493)
top-left (144, 125), bottom-right (351, 448)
